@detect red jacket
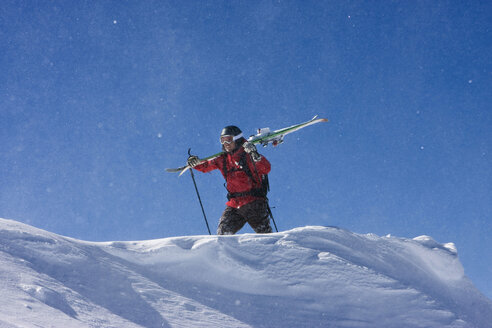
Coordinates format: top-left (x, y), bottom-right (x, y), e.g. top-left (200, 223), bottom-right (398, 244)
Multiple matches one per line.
top-left (193, 147), bottom-right (271, 208)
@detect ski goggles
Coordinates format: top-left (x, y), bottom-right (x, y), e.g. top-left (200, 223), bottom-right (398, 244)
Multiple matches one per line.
top-left (220, 133), bottom-right (243, 144)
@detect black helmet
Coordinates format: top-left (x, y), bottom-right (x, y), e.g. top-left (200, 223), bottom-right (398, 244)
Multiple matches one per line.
top-left (221, 125), bottom-right (242, 137)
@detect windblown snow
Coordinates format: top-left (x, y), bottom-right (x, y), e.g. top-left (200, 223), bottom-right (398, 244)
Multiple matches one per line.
top-left (0, 218), bottom-right (491, 328)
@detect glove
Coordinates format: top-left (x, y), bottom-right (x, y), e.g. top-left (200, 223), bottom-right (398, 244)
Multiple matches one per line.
top-left (243, 141), bottom-right (257, 153)
top-left (243, 142), bottom-right (262, 162)
top-left (187, 155), bottom-right (201, 168)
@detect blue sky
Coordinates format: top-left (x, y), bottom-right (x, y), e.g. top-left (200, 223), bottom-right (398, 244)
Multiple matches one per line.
top-left (1, 1), bottom-right (491, 299)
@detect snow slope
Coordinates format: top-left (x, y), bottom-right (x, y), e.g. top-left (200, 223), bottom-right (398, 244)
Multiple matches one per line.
top-left (0, 218), bottom-right (491, 328)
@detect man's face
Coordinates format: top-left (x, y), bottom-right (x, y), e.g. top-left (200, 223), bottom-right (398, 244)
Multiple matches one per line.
top-left (221, 135), bottom-right (236, 152)
top-left (224, 141), bottom-right (236, 152)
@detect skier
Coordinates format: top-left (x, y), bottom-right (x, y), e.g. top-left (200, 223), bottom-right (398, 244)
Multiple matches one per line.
top-left (187, 126), bottom-right (273, 235)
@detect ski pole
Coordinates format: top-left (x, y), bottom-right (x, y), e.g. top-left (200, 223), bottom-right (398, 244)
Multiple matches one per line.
top-left (248, 151), bottom-right (279, 233)
top-left (188, 149), bottom-right (211, 235)
top-left (267, 203), bottom-right (279, 232)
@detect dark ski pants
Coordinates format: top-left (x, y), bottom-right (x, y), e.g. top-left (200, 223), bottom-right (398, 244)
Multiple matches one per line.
top-left (217, 199), bottom-right (273, 235)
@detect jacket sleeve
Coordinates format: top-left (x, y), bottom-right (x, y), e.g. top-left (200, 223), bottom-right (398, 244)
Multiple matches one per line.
top-left (193, 156), bottom-right (222, 173)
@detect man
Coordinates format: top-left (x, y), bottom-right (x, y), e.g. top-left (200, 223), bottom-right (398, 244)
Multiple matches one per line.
top-left (187, 125), bottom-right (273, 235)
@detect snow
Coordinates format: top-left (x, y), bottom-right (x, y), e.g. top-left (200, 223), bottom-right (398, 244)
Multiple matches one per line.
top-left (0, 218), bottom-right (491, 328)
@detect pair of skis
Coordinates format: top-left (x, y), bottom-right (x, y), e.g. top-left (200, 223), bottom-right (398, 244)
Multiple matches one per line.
top-left (166, 115), bottom-right (328, 176)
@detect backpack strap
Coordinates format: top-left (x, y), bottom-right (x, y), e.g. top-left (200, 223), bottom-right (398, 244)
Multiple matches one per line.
top-left (223, 151), bottom-right (268, 200)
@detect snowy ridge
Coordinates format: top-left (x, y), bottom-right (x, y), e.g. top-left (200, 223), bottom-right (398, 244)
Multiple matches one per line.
top-left (0, 218), bottom-right (491, 328)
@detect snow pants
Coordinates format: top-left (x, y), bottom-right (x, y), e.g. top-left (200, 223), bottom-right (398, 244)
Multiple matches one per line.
top-left (217, 199), bottom-right (273, 235)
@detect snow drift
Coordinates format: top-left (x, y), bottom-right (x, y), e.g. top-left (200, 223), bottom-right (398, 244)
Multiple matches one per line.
top-left (0, 217), bottom-right (491, 328)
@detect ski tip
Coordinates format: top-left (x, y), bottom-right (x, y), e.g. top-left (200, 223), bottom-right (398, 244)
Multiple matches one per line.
top-left (166, 165), bottom-right (187, 173)
top-left (178, 166), bottom-right (191, 177)
top-left (312, 115), bottom-right (328, 123)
